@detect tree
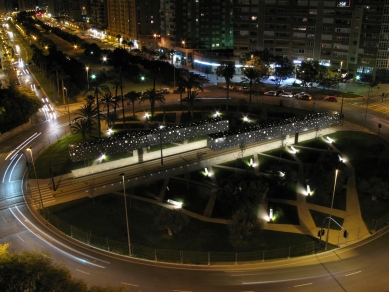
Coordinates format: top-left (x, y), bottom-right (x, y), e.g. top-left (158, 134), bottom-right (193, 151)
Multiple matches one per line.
top-left (317, 66), bottom-right (339, 90)
top-left (70, 118), bottom-right (88, 142)
top-left (74, 99), bottom-right (98, 136)
top-left (241, 67), bottom-right (260, 108)
top-left (100, 90), bottom-right (115, 127)
top-left (124, 91), bottom-right (141, 117)
top-left (359, 177), bottom-right (389, 200)
top-left (229, 206), bottom-right (262, 245)
top-left (0, 243), bottom-right (128, 292)
top-left (155, 209), bottom-right (190, 236)
top-left (110, 78), bottom-right (121, 118)
top-left (184, 90), bottom-right (201, 119)
top-left (271, 56), bottom-right (293, 89)
top-left (204, 66), bottom-right (213, 79)
top-left (216, 61), bottom-right (236, 112)
top-left (128, 40), bottom-right (134, 52)
top-left (297, 60), bottom-right (320, 91)
top-left (139, 88), bottom-right (165, 118)
top-left (84, 76), bottom-right (109, 138)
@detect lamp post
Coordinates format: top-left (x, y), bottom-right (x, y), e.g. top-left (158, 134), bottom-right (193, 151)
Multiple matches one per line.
top-left (325, 168), bottom-right (339, 250)
top-left (27, 147), bottom-right (45, 217)
top-left (159, 125), bottom-right (164, 165)
top-left (365, 84), bottom-right (371, 121)
top-left (119, 173), bottom-right (131, 256)
top-left (153, 33), bottom-right (157, 51)
top-left (64, 87), bottom-right (70, 126)
top-left (86, 66), bottom-right (89, 89)
top-left (339, 61), bottom-right (344, 121)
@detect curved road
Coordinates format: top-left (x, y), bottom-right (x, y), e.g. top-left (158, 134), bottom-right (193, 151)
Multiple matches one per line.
top-left (1, 23), bottom-right (389, 291)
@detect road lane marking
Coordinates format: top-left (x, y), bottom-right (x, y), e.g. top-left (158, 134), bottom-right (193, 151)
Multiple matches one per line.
top-left (294, 283), bottom-right (312, 287)
top-left (121, 282), bottom-right (139, 287)
top-left (17, 235), bottom-right (24, 242)
top-left (76, 269), bottom-right (90, 275)
top-left (2, 216), bottom-right (6, 223)
top-left (345, 271), bottom-right (361, 277)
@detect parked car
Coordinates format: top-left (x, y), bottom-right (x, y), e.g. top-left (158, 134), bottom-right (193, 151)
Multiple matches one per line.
top-left (293, 92), bottom-right (308, 98)
top-left (276, 90), bottom-right (284, 96)
top-left (281, 92), bottom-right (293, 98)
top-left (237, 86), bottom-right (249, 92)
top-left (324, 96), bottom-right (338, 102)
top-left (173, 88), bottom-right (185, 94)
top-left (299, 94), bottom-right (312, 100)
top-left (264, 91), bottom-right (277, 96)
top-left (158, 88), bottom-right (170, 94)
top-left (223, 85), bottom-right (235, 90)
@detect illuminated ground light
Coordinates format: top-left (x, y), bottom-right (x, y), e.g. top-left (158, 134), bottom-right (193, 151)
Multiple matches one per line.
top-left (338, 155), bottom-right (346, 163)
top-left (268, 208), bottom-right (273, 222)
top-left (107, 128), bottom-right (113, 135)
top-left (144, 112), bottom-right (150, 119)
top-left (214, 111), bottom-right (220, 118)
top-left (249, 158), bottom-right (254, 167)
top-left (306, 185), bottom-right (311, 196)
top-left (167, 199), bottom-right (182, 209)
top-left (289, 146), bottom-right (297, 154)
top-left (243, 116), bottom-right (250, 122)
top-left (326, 136), bottom-right (334, 143)
top-left (203, 167), bottom-right (212, 177)
top-left (99, 154), bottom-right (106, 161)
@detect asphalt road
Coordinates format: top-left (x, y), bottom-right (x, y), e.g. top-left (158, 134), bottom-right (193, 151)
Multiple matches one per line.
top-left (1, 22), bottom-right (389, 291)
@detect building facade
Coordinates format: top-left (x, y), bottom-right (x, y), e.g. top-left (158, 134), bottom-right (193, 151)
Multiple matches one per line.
top-left (159, 0), bottom-right (389, 83)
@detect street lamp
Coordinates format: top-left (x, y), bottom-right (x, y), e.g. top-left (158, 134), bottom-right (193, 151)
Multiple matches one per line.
top-left (119, 173), bottom-right (131, 256)
top-left (27, 147), bottom-right (45, 217)
top-left (86, 66), bottom-right (89, 89)
top-left (159, 125), bottom-right (164, 165)
top-left (64, 87), bottom-right (70, 125)
top-left (153, 33), bottom-right (157, 50)
top-left (182, 40), bottom-right (185, 48)
top-left (325, 168), bottom-right (339, 250)
top-left (338, 61), bottom-right (344, 121)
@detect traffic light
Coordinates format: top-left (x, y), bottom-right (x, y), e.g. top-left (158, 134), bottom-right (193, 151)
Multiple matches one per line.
top-left (322, 230), bottom-right (325, 236)
top-left (317, 230), bottom-right (321, 237)
top-left (317, 230), bottom-right (325, 237)
top-left (343, 230), bottom-right (348, 238)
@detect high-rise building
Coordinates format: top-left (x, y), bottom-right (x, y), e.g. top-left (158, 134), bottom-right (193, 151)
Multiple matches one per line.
top-left (90, 0), bottom-right (107, 30)
top-left (159, 0), bottom-right (389, 83)
top-left (106, 0), bottom-right (160, 49)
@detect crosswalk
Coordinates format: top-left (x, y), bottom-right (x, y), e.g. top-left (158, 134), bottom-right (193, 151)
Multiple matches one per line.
top-left (28, 183), bottom-right (56, 206)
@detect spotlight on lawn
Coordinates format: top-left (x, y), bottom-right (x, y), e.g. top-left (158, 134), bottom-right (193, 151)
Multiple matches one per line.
top-left (167, 199), bottom-right (182, 209)
top-left (249, 158), bottom-right (254, 167)
top-left (99, 154), bottom-right (106, 161)
top-left (144, 112), bottom-right (150, 119)
top-left (269, 208), bottom-right (273, 222)
top-left (326, 136), bottom-right (334, 143)
top-left (290, 146), bottom-right (297, 154)
top-left (214, 111), bottom-right (220, 118)
top-left (306, 185), bottom-right (311, 196)
top-left (107, 128), bottom-right (113, 135)
top-left (338, 155), bottom-right (345, 163)
top-left (204, 167), bottom-right (209, 176)
top-left (243, 115), bottom-right (250, 122)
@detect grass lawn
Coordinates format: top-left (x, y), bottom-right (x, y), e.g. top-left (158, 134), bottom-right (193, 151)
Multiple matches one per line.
top-left (30, 133), bottom-right (95, 178)
top-left (164, 178), bottom-right (212, 214)
top-left (296, 137), bottom-right (329, 150)
top-left (327, 131), bottom-right (389, 223)
top-left (265, 178), bottom-right (297, 201)
top-left (213, 167), bottom-right (236, 186)
top-left (219, 155), bottom-right (254, 170)
top-left (148, 142), bottom-right (180, 152)
top-left (47, 194), bottom-right (317, 252)
top-left (257, 153), bottom-right (298, 173)
top-left (295, 148), bottom-right (326, 164)
top-left (261, 148), bottom-right (296, 162)
top-left (29, 66), bottom-right (58, 104)
top-left (113, 122), bottom-right (145, 130)
top-left (133, 179), bottom-right (164, 200)
top-left (309, 209), bottom-right (344, 230)
top-left (306, 187), bottom-right (347, 211)
top-left (268, 202), bottom-right (300, 225)
top-left (175, 168), bottom-right (213, 184)
top-left (151, 112), bottom-right (177, 123)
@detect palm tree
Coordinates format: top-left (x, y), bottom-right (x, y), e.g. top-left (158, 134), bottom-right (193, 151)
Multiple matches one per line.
top-left (124, 91), bottom-right (141, 117)
top-left (185, 91), bottom-right (200, 119)
top-left (183, 71), bottom-right (204, 95)
top-left (74, 101), bottom-right (98, 137)
top-left (241, 67), bottom-right (260, 108)
top-left (139, 88), bottom-right (165, 118)
top-left (84, 76), bottom-right (109, 138)
top-left (101, 90), bottom-right (116, 127)
top-left (175, 75), bottom-right (187, 107)
top-left (116, 34), bottom-right (122, 48)
top-left (70, 119), bottom-right (88, 143)
top-left (128, 40), bottom-right (134, 52)
top-left (216, 61), bottom-right (236, 112)
top-left (110, 78), bottom-right (121, 118)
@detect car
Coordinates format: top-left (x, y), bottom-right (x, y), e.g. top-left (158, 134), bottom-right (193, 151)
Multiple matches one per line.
top-left (276, 90), bottom-right (284, 96)
top-left (264, 91), bottom-right (277, 96)
top-left (293, 92), bottom-right (308, 98)
top-left (173, 88), bottom-right (185, 94)
top-left (324, 96), bottom-right (338, 102)
top-left (299, 94), bottom-right (312, 100)
top-left (281, 92), bottom-right (293, 98)
top-left (159, 88), bottom-right (170, 94)
top-left (237, 86), bottom-right (249, 92)
top-left (223, 85), bottom-right (235, 90)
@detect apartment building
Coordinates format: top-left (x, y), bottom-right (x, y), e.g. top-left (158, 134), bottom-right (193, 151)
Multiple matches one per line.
top-left (106, 0), bottom-right (159, 49)
top-left (160, 0), bottom-right (389, 82)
